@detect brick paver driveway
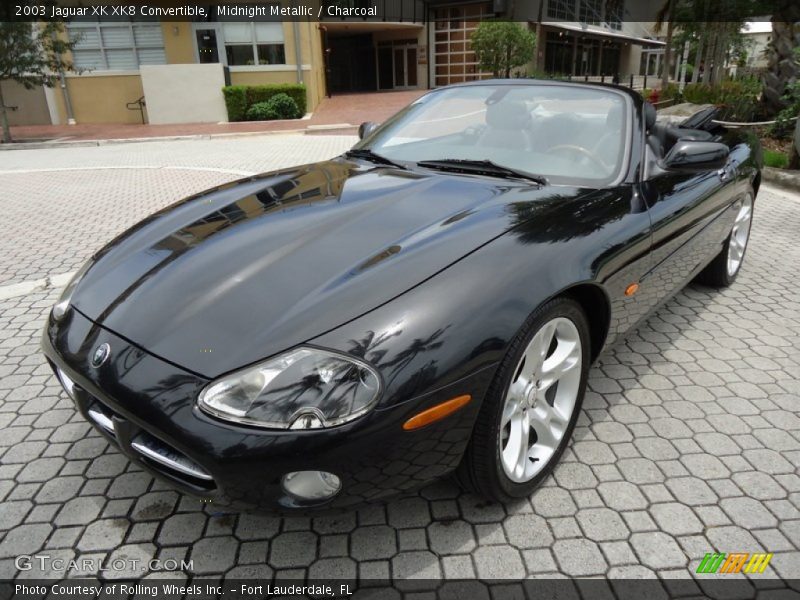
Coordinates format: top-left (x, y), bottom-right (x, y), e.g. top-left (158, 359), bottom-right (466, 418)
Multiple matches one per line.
top-left (0, 134), bottom-right (798, 589)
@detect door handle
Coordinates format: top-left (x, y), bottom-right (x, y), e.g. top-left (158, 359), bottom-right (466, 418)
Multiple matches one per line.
top-left (718, 161), bottom-right (738, 182)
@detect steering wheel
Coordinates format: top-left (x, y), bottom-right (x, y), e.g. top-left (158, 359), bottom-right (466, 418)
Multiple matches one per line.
top-left (548, 144), bottom-right (607, 172)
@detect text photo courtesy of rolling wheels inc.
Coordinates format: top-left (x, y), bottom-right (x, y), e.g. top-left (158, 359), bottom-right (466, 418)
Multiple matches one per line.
top-left (1, 1), bottom-right (800, 599)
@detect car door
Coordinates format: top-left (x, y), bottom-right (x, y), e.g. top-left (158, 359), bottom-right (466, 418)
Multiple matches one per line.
top-left (637, 158), bottom-right (738, 311)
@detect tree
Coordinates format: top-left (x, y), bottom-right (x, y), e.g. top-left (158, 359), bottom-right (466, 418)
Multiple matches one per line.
top-left (655, 0), bottom-right (677, 87)
top-left (470, 21), bottom-right (536, 79)
top-left (762, 5), bottom-right (800, 113)
top-left (0, 21), bottom-right (79, 143)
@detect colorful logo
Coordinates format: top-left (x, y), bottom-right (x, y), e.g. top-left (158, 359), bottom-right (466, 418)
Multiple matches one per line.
top-left (696, 552), bottom-right (773, 574)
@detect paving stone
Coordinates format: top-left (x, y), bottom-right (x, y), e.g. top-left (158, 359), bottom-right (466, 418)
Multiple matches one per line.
top-left (576, 508), bottom-right (629, 541)
top-left (190, 536), bottom-right (238, 575)
top-left (732, 471), bottom-right (787, 500)
top-left (55, 496), bottom-right (104, 526)
top-left (553, 462), bottom-right (597, 490)
top-left (351, 525), bottom-right (397, 561)
top-left (77, 519), bottom-right (128, 552)
top-left (601, 541), bottom-right (637, 566)
top-left (0, 523), bottom-right (50, 557)
top-left (503, 513), bottom-right (553, 548)
top-left (531, 487), bottom-right (577, 517)
top-left (391, 551), bottom-right (441, 579)
top-left (158, 513), bottom-right (207, 545)
top-left (665, 477), bottom-right (718, 506)
top-left (720, 497), bottom-right (779, 529)
top-left (630, 532), bottom-right (686, 570)
top-left (617, 458), bottom-right (664, 484)
top-left (650, 503), bottom-right (703, 536)
top-left (269, 531), bottom-right (318, 569)
top-left (553, 539), bottom-right (608, 576)
top-left (681, 454), bottom-right (731, 479)
top-left (597, 481), bottom-right (648, 510)
top-left (309, 557), bottom-right (357, 580)
top-left (472, 546), bottom-right (525, 579)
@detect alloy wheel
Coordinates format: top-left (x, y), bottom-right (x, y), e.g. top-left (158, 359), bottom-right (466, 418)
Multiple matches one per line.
top-left (727, 194), bottom-right (753, 277)
top-left (499, 317), bottom-right (582, 483)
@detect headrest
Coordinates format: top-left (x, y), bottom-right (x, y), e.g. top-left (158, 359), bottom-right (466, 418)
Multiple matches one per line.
top-left (486, 100), bottom-right (531, 130)
top-left (644, 102), bottom-right (656, 131)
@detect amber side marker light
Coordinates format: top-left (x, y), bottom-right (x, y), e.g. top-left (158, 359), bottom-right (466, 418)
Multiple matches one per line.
top-left (403, 395), bottom-right (472, 431)
top-left (625, 282), bottom-right (640, 296)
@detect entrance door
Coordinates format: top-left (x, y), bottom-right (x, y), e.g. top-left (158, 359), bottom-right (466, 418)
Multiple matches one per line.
top-left (194, 26), bottom-right (222, 64)
top-left (392, 46), bottom-right (417, 89)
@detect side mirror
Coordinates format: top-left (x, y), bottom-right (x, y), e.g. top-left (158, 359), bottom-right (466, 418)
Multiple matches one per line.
top-left (663, 140), bottom-right (729, 171)
top-left (358, 121), bottom-right (379, 140)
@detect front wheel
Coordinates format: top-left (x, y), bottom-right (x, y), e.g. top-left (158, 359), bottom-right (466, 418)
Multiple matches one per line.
top-left (696, 192), bottom-right (754, 287)
top-left (456, 297), bottom-right (590, 501)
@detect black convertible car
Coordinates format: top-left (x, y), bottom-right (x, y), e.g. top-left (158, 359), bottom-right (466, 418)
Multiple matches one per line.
top-left (43, 81), bottom-right (760, 512)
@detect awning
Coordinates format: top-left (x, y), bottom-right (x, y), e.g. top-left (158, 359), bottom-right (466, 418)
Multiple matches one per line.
top-left (537, 22), bottom-right (666, 47)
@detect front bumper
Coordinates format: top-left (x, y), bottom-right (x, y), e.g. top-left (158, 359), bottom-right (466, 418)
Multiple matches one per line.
top-left (42, 309), bottom-right (492, 513)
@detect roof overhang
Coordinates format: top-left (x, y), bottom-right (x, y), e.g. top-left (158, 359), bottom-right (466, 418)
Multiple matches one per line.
top-left (538, 22), bottom-right (666, 47)
top-left (320, 21), bottom-right (424, 36)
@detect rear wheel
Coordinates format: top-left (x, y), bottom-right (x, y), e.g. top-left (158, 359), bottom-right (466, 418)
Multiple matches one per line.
top-left (456, 297), bottom-right (590, 501)
top-left (696, 192), bottom-right (754, 287)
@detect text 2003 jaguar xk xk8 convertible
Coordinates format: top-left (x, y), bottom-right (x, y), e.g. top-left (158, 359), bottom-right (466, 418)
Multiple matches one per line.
top-left (43, 81), bottom-right (761, 512)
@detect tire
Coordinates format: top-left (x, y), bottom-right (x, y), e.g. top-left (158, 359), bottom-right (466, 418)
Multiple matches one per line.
top-left (456, 297), bottom-right (591, 502)
top-left (695, 191), bottom-right (754, 287)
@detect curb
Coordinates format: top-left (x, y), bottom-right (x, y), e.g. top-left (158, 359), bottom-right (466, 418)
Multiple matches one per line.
top-left (762, 166), bottom-right (800, 193)
top-left (0, 124), bottom-right (357, 151)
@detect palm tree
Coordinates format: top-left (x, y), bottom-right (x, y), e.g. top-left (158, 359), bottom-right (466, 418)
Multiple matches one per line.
top-left (655, 0), bottom-right (677, 88)
top-left (762, 6), bottom-right (800, 112)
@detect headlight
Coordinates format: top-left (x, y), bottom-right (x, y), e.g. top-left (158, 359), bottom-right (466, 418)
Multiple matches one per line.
top-left (197, 347), bottom-right (382, 429)
top-left (52, 261), bottom-right (92, 321)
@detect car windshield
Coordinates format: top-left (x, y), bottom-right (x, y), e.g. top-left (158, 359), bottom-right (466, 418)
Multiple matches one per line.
top-left (356, 84), bottom-right (629, 186)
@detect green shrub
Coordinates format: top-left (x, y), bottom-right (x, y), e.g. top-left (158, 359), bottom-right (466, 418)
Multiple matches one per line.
top-left (660, 83), bottom-right (682, 102)
top-left (265, 93), bottom-right (300, 119)
top-left (676, 78), bottom-right (761, 122)
top-left (764, 149), bottom-right (789, 169)
top-left (221, 85), bottom-right (248, 122)
top-left (222, 83), bottom-right (306, 122)
top-left (242, 94), bottom-right (301, 121)
top-left (245, 101), bottom-right (279, 121)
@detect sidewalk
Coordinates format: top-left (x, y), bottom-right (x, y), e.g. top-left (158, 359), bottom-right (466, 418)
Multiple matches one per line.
top-left (5, 90), bottom-right (426, 145)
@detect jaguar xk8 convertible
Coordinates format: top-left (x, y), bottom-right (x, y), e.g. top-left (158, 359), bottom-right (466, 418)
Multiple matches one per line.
top-left (43, 81), bottom-right (761, 512)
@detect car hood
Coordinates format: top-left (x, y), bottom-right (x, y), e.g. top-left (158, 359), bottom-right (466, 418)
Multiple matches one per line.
top-left (72, 159), bottom-right (584, 378)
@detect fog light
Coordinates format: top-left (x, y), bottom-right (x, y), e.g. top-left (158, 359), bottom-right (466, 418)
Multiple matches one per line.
top-left (282, 471), bottom-right (341, 501)
top-left (56, 368), bottom-right (77, 400)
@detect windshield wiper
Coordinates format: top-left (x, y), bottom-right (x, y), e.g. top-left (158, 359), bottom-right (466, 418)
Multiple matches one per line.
top-left (345, 148), bottom-right (407, 170)
top-left (416, 159), bottom-right (547, 185)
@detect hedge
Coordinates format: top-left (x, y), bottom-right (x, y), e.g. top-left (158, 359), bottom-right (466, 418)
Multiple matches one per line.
top-left (222, 84), bottom-right (307, 122)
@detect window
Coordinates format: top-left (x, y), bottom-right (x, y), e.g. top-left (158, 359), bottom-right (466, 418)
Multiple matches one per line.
top-left (606, 3), bottom-right (623, 30)
top-left (67, 21), bottom-right (166, 71)
top-left (432, 3), bottom-right (494, 87)
top-left (547, 0), bottom-right (576, 20)
top-left (222, 21), bottom-right (285, 66)
top-left (579, 0), bottom-right (602, 25)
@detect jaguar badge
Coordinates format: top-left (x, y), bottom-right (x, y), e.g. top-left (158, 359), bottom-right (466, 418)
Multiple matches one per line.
top-left (91, 343), bottom-right (110, 368)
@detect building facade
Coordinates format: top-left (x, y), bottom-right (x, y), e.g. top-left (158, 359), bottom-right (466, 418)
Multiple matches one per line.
top-left (8, 0), bottom-right (661, 127)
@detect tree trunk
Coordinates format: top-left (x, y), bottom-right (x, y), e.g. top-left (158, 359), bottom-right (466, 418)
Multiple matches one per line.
top-left (661, 0), bottom-right (676, 88)
top-left (713, 25), bottom-right (729, 84)
top-left (0, 84), bottom-right (11, 144)
top-left (763, 16), bottom-right (800, 112)
top-left (702, 23), bottom-right (717, 84)
top-left (789, 145), bottom-right (799, 170)
top-left (692, 28), bottom-right (706, 83)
